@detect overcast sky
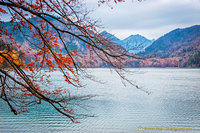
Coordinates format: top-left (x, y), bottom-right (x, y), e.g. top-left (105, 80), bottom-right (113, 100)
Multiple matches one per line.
top-left (85, 0), bottom-right (200, 40)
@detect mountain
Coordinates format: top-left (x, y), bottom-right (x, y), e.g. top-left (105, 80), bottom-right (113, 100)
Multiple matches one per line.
top-left (101, 31), bottom-right (123, 45)
top-left (101, 31), bottom-right (154, 54)
top-left (122, 34), bottom-right (154, 54)
top-left (1, 18), bottom-right (199, 67)
top-left (134, 25), bottom-right (200, 67)
top-left (0, 18), bottom-right (153, 55)
top-left (145, 25), bottom-right (200, 57)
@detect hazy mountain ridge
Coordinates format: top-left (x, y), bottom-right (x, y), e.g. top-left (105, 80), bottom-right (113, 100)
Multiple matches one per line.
top-left (1, 19), bottom-right (199, 67)
top-left (101, 31), bottom-right (154, 54)
top-left (0, 18), bottom-right (154, 55)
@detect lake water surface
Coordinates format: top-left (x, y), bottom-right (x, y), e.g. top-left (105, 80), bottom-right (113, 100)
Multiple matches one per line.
top-left (0, 68), bottom-right (200, 133)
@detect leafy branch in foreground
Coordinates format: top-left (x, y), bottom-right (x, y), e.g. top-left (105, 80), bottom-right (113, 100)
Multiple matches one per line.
top-left (0, 0), bottom-right (145, 122)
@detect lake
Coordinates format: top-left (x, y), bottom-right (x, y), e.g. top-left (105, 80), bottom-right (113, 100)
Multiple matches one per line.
top-left (0, 68), bottom-right (200, 133)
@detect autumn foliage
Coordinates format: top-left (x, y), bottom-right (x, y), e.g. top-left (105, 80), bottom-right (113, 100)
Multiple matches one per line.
top-left (0, 0), bottom-right (144, 122)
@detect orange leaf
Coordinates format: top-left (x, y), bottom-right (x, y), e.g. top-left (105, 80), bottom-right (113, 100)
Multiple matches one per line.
top-left (0, 8), bottom-right (7, 14)
top-left (24, 93), bottom-right (33, 96)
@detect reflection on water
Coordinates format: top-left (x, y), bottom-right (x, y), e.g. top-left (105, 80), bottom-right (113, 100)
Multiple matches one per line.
top-left (0, 68), bottom-right (200, 133)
